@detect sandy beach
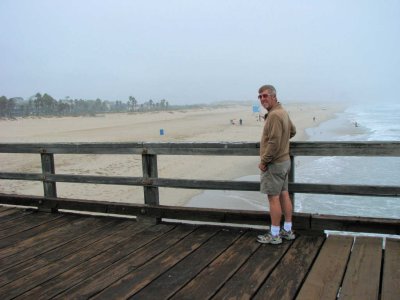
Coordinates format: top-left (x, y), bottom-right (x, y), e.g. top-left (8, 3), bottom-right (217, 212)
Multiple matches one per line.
top-left (0, 102), bottom-right (345, 206)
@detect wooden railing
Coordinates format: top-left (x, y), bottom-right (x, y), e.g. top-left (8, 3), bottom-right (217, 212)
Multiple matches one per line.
top-left (0, 141), bottom-right (399, 234)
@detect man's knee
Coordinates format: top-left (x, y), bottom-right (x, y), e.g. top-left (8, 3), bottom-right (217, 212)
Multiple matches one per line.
top-left (268, 195), bottom-right (280, 203)
top-left (280, 191), bottom-right (290, 200)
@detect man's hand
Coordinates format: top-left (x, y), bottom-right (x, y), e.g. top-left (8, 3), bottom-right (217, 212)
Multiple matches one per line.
top-left (258, 162), bottom-right (268, 172)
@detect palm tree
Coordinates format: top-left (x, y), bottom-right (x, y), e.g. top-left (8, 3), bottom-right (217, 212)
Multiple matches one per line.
top-left (148, 99), bottom-right (154, 110)
top-left (0, 96), bottom-right (8, 117)
top-left (33, 93), bottom-right (43, 115)
top-left (128, 96), bottom-right (137, 112)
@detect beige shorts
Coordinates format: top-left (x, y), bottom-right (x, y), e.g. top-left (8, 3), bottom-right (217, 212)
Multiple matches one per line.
top-left (260, 160), bottom-right (291, 196)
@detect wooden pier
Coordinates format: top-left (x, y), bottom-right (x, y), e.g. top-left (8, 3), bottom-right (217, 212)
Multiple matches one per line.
top-left (0, 206), bottom-right (399, 300)
top-left (0, 141), bottom-right (399, 299)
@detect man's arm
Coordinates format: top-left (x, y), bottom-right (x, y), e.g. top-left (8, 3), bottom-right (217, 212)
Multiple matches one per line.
top-left (289, 118), bottom-right (296, 138)
top-left (260, 115), bottom-right (282, 169)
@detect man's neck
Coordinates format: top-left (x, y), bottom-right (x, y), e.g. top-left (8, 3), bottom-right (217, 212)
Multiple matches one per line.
top-left (267, 101), bottom-right (279, 112)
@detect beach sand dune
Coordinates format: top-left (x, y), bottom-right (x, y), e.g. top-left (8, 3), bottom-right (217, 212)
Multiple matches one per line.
top-left (0, 102), bottom-right (344, 206)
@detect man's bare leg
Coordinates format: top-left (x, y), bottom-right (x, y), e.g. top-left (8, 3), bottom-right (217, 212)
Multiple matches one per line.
top-left (279, 191), bottom-right (295, 239)
top-left (268, 194), bottom-right (282, 226)
top-left (280, 191), bottom-right (293, 222)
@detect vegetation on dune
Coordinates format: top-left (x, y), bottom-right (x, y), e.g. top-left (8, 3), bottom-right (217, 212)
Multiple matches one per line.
top-left (0, 93), bottom-right (249, 119)
top-left (0, 93), bottom-right (170, 118)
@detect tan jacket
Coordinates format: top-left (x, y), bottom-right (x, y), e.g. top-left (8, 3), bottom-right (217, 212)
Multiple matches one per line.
top-left (260, 103), bottom-right (296, 165)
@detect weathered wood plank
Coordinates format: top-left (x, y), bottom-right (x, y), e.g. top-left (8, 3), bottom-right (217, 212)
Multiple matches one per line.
top-left (170, 231), bottom-right (259, 300)
top-left (0, 216), bottom-right (113, 271)
top-left (51, 225), bottom-right (194, 300)
top-left (381, 238), bottom-right (400, 300)
top-left (0, 206), bottom-right (12, 213)
top-left (0, 193), bottom-right (47, 208)
top-left (130, 228), bottom-right (242, 299)
top-left (40, 153), bottom-right (57, 200)
top-left (296, 235), bottom-right (354, 299)
top-left (0, 218), bottom-right (134, 288)
top-left (0, 223), bottom-right (173, 299)
top-left (154, 178), bottom-right (260, 191)
top-left (0, 142), bottom-right (146, 154)
top-left (0, 208), bottom-right (33, 223)
top-left (290, 141), bottom-right (400, 156)
top-left (142, 154), bottom-right (159, 206)
top-left (311, 214), bottom-right (400, 235)
top-left (1, 172), bottom-right (399, 197)
top-left (0, 209), bottom-right (396, 300)
top-left (0, 172), bottom-right (44, 181)
top-left (9, 222), bottom-right (154, 298)
top-left (0, 215), bottom-right (74, 252)
top-left (253, 235), bottom-right (325, 300)
top-left (0, 142), bottom-right (258, 155)
top-left (0, 212), bottom-right (63, 239)
top-left (0, 194), bottom-right (312, 228)
top-left (2, 195), bottom-right (400, 235)
top-left (1, 141), bottom-right (399, 156)
top-left (213, 238), bottom-right (292, 299)
top-left (290, 183), bottom-right (400, 197)
top-left (94, 227), bottom-right (218, 299)
top-left (339, 237), bottom-right (382, 300)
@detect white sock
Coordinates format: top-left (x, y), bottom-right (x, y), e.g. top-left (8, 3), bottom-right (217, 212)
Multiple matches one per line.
top-left (271, 225), bottom-right (280, 236)
top-left (284, 222), bottom-right (292, 232)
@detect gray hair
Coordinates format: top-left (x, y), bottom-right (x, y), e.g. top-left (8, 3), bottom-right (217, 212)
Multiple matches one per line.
top-left (258, 85), bottom-right (276, 96)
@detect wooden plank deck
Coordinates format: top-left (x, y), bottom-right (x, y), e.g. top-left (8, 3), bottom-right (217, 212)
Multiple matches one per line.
top-left (0, 207), bottom-right (398, 300)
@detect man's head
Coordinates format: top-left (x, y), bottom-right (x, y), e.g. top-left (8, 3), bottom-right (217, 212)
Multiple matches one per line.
top-left (258, 84), bottom-right (277, 111)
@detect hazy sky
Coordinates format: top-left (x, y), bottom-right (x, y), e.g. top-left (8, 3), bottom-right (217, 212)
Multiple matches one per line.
top-left (1, 0), bottom-right (399, 104)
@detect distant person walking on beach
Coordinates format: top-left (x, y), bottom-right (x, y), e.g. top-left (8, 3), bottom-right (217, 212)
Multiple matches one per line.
top-left (257, 85), bottom-right (297, 244)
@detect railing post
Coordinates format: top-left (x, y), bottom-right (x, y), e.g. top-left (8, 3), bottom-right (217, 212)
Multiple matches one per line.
top-left (141, 153), bottom-right (160, 224)
top-left (142, 153), bottom-right (160, 205)
top-left (289, 155), bottom-right (295, 207)
top-left (40, 152), bottom-right (58, 213)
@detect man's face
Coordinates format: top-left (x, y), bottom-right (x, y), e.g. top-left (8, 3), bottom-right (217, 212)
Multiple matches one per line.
top-left (258, 90), bottom-right (276, 111)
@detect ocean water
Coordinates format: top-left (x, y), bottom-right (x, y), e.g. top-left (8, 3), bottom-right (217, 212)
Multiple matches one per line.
top-left (187, 103), bottom-right (400, 219)
top-left (296, 103), bottom-right (400, 218)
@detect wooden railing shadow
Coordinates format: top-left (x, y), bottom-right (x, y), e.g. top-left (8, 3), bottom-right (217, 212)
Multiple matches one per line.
top-left (0, 141), bottom-right (399, 235)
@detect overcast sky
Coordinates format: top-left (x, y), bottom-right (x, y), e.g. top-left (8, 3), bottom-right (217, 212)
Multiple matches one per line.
top-left (1, 0), bottom-right (399, 104)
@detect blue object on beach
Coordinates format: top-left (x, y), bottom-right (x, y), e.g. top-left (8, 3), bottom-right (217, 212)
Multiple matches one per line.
top-left (252, 105), bottom-right (260, 113)
top-left (160, 129), bottom-right (164, 135)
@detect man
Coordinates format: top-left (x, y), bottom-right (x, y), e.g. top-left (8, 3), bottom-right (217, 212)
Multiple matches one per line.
top-left (257, 85), bottom-right (296, 244)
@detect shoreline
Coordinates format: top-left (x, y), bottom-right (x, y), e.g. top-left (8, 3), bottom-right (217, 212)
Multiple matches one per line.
top-left (0, 102), bottom-right (347, 207)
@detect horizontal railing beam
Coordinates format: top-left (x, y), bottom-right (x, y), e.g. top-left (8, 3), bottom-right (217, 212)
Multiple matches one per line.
top-left (0, 142), bottom-right (146, 155)
top-left (1, 193), bottom-right (399, 234)
top-left (291, 141), bottom-right (400, 156)
top-left (290, 183), bottom-right (400, 197)
top-left (312, 214), bottom-right (400, 235)
top-left (0, 142), bottom-right (259, 155)
top-left (0, 193), bottom-right (308, 228)
top-left (1, 141), bottom-right (400, 156)
top-left (1, 172), bottom-right (399, 197)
